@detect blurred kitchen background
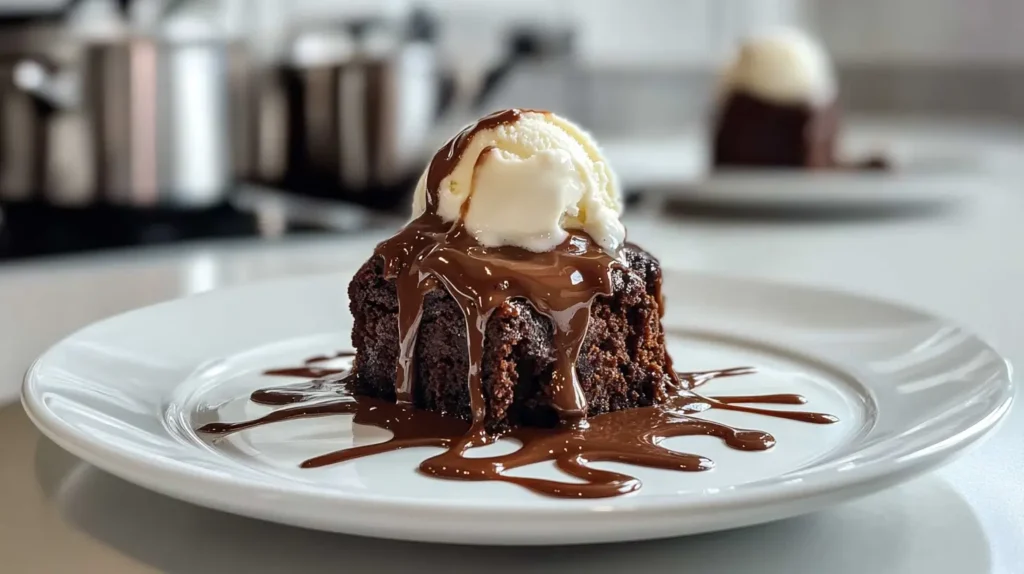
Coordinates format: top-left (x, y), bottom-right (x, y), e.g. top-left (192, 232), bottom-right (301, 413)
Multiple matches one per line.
top-left (0, 0), bottom-right (1022, 260)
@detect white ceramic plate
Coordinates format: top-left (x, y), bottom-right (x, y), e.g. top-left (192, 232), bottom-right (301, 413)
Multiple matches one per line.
top-left (656, 153), bottom-right (983, 214)
top-left (603, 128), bottom-right (984, 214)
top-left (676, 162), bottom-right (977, 212)
top-left (22, 270), bottom-right (1013, 545)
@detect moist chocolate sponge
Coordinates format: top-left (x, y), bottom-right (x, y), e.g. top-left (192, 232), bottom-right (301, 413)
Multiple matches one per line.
top-left (347, 245), bottom-right (675, 431)
top-left (713, 91), bottom-right (839, 169)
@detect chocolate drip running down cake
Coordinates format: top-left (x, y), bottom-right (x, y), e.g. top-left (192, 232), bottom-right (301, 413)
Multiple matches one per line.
top-left (349, 108), bottom-right (673, 434)
top-left (712, 28), bottom-right (888, 171)
top-left (198, 108), bottom-right (839, 499)
top-left (350, 240), bottom-right (672, 431)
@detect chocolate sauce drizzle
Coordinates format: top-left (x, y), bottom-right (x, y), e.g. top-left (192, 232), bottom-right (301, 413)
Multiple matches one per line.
top-left (373, 108), bottom-right (626, 432)
top-left (261, 351), bottom-right (356, 380)
top-left (198, 356), bottom-right (838, 499)
top-left (197, 109), bottom-right (838, 498)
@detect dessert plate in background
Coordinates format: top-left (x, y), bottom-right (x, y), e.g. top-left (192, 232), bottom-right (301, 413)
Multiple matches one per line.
top-left (21, 270), bottom-right (1013, 545)
top-left (667, 157), bottom-right (980, 214)
top-left (602, 131), bottom-right (985, 215)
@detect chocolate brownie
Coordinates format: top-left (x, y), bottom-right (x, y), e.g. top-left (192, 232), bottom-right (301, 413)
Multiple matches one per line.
top-left (347, 245), bottom-right (675, 431)
top-left (713, 91), bottom-right (840, 169)
top-left (712, 91), bottom-right (890, 171)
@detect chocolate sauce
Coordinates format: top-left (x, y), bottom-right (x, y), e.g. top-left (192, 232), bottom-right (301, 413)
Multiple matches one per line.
top-left (677, 366), bottom-right (754, 389)
top-left (424, 109), bottom-right (537, 201)
top-left (250, 374), bottom-right (352, 405)
top-left (262, 366), bottom-right (347, 379)
top-left (196, 109), bottom-right (839, 498)
top-left (712, 394), bottom-right (807, 405)
top-left (251, 349), bottom-right (356, 399)
top-left (371, 108), bottom-right (621, 424)
top-left (197, 361), bottom-right (837, 499)
top-left (304, 351), bottom-right (356, 365)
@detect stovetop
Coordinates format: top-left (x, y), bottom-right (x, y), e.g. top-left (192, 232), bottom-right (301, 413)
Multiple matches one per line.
top-left (0, 184), bottom-right (399, 261)
top-left (0, 201), bottom-right (261, 261)
top-left (0, 176), bottom-right (645, 261)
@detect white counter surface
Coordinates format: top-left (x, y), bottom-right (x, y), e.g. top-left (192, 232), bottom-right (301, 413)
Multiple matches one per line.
top-left (1, 119), bottom-right (1023, 573)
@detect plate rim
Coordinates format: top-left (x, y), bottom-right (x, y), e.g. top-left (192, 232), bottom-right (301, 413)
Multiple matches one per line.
top-left (20, 271), bottom-right (1016, 532)
top-left (645, 165), bottom-right (981, 211)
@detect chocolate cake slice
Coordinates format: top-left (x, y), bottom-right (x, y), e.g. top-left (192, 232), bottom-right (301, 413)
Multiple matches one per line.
top-left (713, 91), bottom-right (840, 169)
top-left (348, 244), bottom-right (674, 431)
top-left (711, 28), bottom-right (889, 171)
top-left (197, 108), bottom-right (841, 501)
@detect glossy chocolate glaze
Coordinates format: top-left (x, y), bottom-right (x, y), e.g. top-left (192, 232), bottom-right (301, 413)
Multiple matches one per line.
top-left (198, 358), bottom-right (837, 499)
top-left (197, 109), bottom-right (839, 498)
top-left (373, 108), bottom-right (622, 428)
top-left (304, 350), bottom-right (356, 364)
top-left (258, 351), bottom-right (355, 386)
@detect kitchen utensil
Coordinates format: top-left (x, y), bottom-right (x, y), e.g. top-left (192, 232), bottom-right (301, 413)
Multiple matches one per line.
top-left (3, 0), bottom-right (251, 209)
top-left (0, 6), bottom-right (83, 203)
top-left (252, 8), bottom-right (543, 207)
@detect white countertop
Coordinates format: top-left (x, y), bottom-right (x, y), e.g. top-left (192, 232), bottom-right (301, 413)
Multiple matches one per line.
top-left (2, 121), bottom-right (1024, 572)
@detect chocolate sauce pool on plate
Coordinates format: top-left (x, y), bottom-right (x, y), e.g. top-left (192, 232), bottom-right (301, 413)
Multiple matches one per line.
top-left (374, 108), bottom-right (624, 427)
top-left (198, 355), bottom-right (837, 499)
top-left (261, 351), bottom-right (356, 380)
top-left (197, 109), bottom-right (837, 498)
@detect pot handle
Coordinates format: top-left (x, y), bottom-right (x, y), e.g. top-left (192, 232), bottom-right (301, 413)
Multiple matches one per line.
top-left (433, 34), bottom-right (530, 120)
top-left (12, 60), bottom-right (80, 111)
top-left (473, 42), bottom-right (528, 110)
top-left (436, 74), bottom-right (457, 119)
top-left (472, 27), bottom-right (571, 110)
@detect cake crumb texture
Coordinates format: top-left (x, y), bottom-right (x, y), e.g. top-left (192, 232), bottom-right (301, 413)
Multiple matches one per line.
top-left (348, 245), bottom-right (674, 430)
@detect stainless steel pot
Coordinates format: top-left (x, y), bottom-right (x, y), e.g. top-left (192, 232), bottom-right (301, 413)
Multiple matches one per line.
top-left (77, 35), bottom-right (248, 208)
top-left (251, 12), bottom-right (524, 207)
top-left (0, 58), bottom-right (54, 201)
top-left (281, 29), bottom-right (440, 193)
top-left (2, 6), bottom-right (250, 209)
top-left (0, 16), bottom-right (81, 204)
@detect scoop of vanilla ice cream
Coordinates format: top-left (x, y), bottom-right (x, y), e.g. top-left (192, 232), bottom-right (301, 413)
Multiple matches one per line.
top-left (411, 111), bottom-right (625, 253)
top-left (720, 28), bottom-right (836, 107)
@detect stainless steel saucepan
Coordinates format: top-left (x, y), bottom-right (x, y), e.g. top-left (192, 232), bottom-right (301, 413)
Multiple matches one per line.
top-left (2, 1), bottom-right (249, 209)
top-left (250, 10), bottom-right (532, 208)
